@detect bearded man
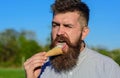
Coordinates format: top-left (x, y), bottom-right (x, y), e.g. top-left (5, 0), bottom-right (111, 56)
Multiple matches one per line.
top-left (24, 0), bottom-right (120, 78)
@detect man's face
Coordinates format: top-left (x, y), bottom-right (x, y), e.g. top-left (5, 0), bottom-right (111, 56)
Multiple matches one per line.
top-left (50, 12), bottom-right (86, 72)
top-left (51, 12), bottom-right (82, 52)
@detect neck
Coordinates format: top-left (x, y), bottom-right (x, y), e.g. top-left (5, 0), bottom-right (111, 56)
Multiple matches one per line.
top-left (80, 41), bottom-right (85, 52)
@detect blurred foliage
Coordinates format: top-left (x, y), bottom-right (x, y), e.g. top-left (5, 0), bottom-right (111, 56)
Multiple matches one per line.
top-left (0, 29), bottom-right (119, 67)
top-left (110, 49), bottom-right (120, 65)
top-left (0, 29), bottom-right (50, 67)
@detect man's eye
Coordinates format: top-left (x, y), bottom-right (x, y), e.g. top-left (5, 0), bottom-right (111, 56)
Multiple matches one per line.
top-left (64, 25), bottom-right (72, 28)
top-left (52, 24), bottom-right (57, 27)
top-left (52, 22), bottom-right (60, 27)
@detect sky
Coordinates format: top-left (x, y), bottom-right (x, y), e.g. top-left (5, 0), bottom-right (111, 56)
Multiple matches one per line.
top-left (0, 0), bottom-right (120, 50)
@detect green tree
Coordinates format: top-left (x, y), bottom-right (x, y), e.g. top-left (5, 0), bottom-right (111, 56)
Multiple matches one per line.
top-left (110, 49), bottom-right (120, 65)
top-left (0, 29), bottom-right (20, 67)
top-left (0, 29), bottom-right (43, 67)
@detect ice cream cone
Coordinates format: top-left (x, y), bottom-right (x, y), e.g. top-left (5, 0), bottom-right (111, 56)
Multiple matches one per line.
top-left (45, 44), bottom-right (63, 57)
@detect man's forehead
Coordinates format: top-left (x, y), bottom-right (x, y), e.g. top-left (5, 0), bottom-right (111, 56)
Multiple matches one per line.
top-left (53, 12), bottom-right (80, 23)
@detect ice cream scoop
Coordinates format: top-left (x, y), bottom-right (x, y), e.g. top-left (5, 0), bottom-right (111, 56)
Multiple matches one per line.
top-left (45, 44), bottom-right (64, 57)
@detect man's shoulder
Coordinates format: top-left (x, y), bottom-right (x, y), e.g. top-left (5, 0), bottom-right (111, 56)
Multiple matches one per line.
top-left (86, 48), bottom-right (115, 63)
top-left (85, 48), bottom-right (119, 68)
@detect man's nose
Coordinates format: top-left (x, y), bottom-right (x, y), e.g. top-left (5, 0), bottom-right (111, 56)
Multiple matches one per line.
top-left (57, 26), bottom-right (65, 36)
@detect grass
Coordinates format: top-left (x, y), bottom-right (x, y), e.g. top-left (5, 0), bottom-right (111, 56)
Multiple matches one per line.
top-left (0, 68), bottom-right (25, 78)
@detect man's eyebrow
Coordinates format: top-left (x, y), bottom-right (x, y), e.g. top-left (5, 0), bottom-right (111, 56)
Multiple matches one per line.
top-left (63, 23), bottom-right (73, 26)
top-left (52, 21), bottom-right (60, 26)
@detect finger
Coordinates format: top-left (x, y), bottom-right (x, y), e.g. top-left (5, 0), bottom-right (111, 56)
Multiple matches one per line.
top-left (30, 59), bottom-right (46, 66)
top-left (24, 59), bottom-right (44, 71)
top-left (24, 52), bottom-right (47, 65)
top-left (24, 53), bottom-right (48, 70)
top-left (26, 56), bottom-right (47, 66)
top-left (28, 62), bottom-right (44, 71)
top-left (31, 52), bottom-right (47, 58)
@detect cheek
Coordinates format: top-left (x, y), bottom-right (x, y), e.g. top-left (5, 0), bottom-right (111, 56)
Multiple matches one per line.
top-left (69, 31), bottom-right (81, 44)
top-left (52, 30), bottom-right (57, 41)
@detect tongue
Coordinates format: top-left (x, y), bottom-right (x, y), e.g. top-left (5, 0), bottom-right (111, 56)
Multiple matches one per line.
top-left (57, 43), bottom-right (66, 50)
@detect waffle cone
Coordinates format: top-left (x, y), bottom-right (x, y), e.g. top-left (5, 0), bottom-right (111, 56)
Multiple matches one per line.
top-left (46, 46), bottom-right (63, 57)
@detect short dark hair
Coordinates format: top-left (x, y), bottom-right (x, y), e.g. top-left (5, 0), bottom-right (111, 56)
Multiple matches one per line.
top-left (51, 0), bottom-right (90, 25)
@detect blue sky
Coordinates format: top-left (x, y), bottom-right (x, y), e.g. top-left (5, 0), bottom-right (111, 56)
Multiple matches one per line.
top-left (0, 0), bottom-right (120, 50)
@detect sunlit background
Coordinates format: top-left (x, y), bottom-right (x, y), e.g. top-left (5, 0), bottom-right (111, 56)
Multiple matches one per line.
top-left (0, 0), bottom-right (120, 78)
top-left (0, 0), bottom-right (120, 50)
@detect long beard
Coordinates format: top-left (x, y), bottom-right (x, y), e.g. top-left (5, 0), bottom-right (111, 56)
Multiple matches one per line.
top-left (50, 34), bottom-right (82, 72)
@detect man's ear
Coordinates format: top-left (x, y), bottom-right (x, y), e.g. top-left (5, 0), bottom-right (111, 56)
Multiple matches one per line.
top-left (81, 26), bottom-right (89, 40)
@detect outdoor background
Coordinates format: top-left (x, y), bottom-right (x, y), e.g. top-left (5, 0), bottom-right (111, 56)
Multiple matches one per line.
top-left (0, 0), bottom-right (120, 78)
